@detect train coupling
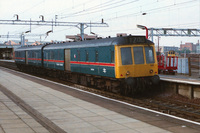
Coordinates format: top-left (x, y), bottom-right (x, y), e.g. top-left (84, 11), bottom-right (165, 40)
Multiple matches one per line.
top-left (151, 75), bottom-right (160, 85)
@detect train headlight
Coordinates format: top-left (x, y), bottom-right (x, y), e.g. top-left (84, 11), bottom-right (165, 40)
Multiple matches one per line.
top-left (149, 69), bottom-right (153, 74)
top-left (126, 71), bottom-right (130, 75)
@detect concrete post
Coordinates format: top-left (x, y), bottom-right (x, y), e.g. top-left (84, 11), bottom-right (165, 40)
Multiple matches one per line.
top-left (188, 57), bottom-right (191, 76)
top-left (21, 34), bottom-right (25, 46)
top-left (151, 28), bottom-right (153, 42)
top-left (174, 84), bottom-right (178, 94)
top-left (80, 23), bottom-right (84, 41)
top-left (22, 35), bottom-right (25, 46)
top-left (189, 85), bottom-right (194, 99)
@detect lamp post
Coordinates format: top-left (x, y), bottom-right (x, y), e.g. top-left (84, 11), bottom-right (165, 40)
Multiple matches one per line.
top-left (137, 24), bottom-right (148, 39)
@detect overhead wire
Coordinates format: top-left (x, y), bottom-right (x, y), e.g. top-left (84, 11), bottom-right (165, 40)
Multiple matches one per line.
top-left (53, 0), bottom-right (199, 39)
top-left (104, 0), bottom-right (198, 22)
top-left (1, 0), bottom-right (199, 42)
top-left (45, 0), bottom-right (94, 18)
top-left (17, 0), bottom-right (45, 15)
top-left (94, 0), bottom-right (199, 36)
top-left (59, 0), bottom-right (126, 18)
top-left (60, 0), bottom-right (139, 19)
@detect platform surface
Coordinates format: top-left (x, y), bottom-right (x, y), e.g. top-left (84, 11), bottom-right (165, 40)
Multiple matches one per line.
top-left (0, 90), bottom-right (49, 133)
top-left (0, 59), bottom-right (14, 62)
top-left (0, 68), bottom-right (199, 133)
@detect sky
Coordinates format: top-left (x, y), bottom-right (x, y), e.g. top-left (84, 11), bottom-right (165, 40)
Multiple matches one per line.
top-left (0, 0), bottom-right (200, 47)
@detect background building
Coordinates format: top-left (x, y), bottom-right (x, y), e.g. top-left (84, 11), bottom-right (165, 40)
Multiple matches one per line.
top-left (180, 41), bottom-right (199, 53)
top-left (66, 34), bottom-right (97, 41)
top-left (197, 45), bottom-right (200, 54)
top-left (180, 43), bottom-right (195, 51)
top-left (155, 46), bottom-right (179, 53)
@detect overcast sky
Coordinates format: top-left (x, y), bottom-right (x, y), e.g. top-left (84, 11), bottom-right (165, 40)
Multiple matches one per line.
top-left (0, 0), bottom-right (200, 46)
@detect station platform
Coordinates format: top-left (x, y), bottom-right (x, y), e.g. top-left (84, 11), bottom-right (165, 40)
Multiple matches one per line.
top-left (0, 91), bottom-right (49, 133)
top-left (0, 68), bottom-right (200, 133)
top-left (0, 59), bottom-right (14, 62)
top-left (159, 74), bottom-right (200, 85)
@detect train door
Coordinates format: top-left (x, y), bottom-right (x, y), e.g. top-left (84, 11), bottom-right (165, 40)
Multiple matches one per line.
top-left (64, 49), bottom-right (71, 71)
top-left (36, 52), bottom-right (38, 65)
top-left (25, 51), bottom-right (28, 65)
top-left (46, 53), bottom-right (48, 67)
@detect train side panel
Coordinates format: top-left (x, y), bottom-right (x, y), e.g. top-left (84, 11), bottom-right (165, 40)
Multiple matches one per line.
top-left (70, 46), bottom-right (115, 78)
top-left (27, 50), bottom-right (42, 66)
top-left (43, 49), bottom-right (64, 70)
top-left (15, 51), bottom-right (26, 64)
top-left (98, 46), bottom-right (115, 77)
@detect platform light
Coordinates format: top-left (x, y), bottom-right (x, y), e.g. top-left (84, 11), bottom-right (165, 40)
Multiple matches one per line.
top-left (46, 30), bottom-right (53, 36)
top-left (39, 15), bottom-right (44, 21)
top-left (14, 14), bottom-right (19, 21)
top-left (25, 30), bottom-right (31, 33)
top-left (137, 24), bottom-right (148, 39)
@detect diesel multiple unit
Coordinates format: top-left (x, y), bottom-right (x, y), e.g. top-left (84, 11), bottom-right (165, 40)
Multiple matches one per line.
top-left (15, 36), bottom-right (160, 96)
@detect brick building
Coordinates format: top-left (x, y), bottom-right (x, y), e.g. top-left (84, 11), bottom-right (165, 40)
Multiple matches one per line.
top-left (180, 41), bottom-right (200, 53)
top-left (155, 46), bottom-right (179, 53)
top-left (180, 43), bottom-right (195, 51)
top-left (66, 34), bottom-right (97, 41)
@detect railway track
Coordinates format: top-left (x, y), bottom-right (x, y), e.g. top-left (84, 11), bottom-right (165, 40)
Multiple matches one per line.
top-left (1, 61), bottom-right (200, 124)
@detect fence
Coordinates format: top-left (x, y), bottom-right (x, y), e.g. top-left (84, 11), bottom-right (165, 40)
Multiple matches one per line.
top-left (188, 54), bottom-right (200, 77)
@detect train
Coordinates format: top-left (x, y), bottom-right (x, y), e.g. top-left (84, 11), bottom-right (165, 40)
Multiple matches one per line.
top-left (14, 35), bottom-right (160, 96)
top-left (157, 50), bottom-right (178, 74)
top-left (167, 50), bottom-right (176, 56)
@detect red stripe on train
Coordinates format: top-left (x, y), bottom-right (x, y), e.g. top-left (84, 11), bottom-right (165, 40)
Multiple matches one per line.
top-left (44, 59), bottom-right (64, 63)
top-left (15, 57), bottom-right (25, 60)
top-left (28, 58), bottom-right (42, 61)
top-left (70, 61), bottom-right (115, 67)
top-left (15, 58), bottom-right (114, 67)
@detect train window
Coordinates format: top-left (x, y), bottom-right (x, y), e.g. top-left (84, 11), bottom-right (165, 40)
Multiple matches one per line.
top-left (57, 50), bottom-right (60, 60)
top-left (145, 47), bottom-right (155, 64)
top-left (35, 52), bottom-right (38, 58)
top-left (95, 51), bottom-right (98, 62)
top-left (133, 47), bottom-right (144, 64)
top-left (111, 51), bottom-right (114, 63)
top-left (77, 50), bottom-right (80, 61)
top-left (121, 47), bottom-right (132, 65)
top-left (50, 51), bottom-right (54, 59)
top-left (86, 51), bottom-right (89, 61)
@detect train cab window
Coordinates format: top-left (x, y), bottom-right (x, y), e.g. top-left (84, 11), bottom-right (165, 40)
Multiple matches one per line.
top-left (133, 47), bottom-right (144, 64)
top-left (145, 47), bottom-right (155, 64)
top-left (121, 47), bottom-right (132, 65)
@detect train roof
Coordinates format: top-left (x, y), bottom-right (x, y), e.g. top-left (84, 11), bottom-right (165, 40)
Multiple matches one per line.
top-left (15, 44), bottom-right (46, 51)
top-left (15, 36), bottom-right (154, 51)
top-left (44, 36), bottom-right (153, 50)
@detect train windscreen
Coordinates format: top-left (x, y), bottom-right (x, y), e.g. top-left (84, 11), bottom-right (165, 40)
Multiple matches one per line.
top-left (133, 47), bottom-right (144, 64)
top-left (145, 47), bottom-right (155, 64)
top-left (121, 47), bottom-right (133, 65)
